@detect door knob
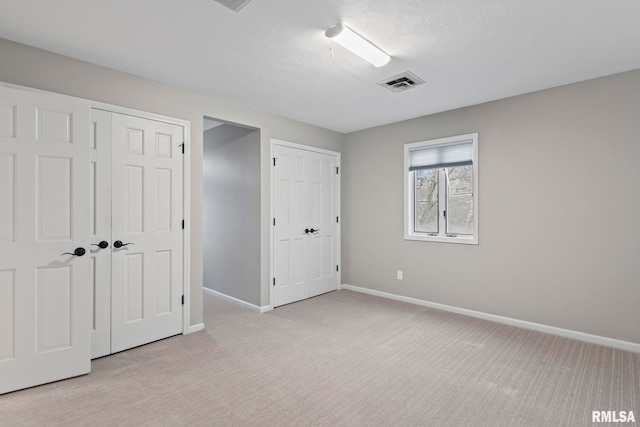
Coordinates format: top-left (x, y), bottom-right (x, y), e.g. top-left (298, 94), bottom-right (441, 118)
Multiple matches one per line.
top-left (91, 241), bottom-right (109, 249)
top-left (309, 228), bottom-right (319, 233)
top-left (113, 240), bottom-right (134, 249)
top-left (61, 247), bottom-right (86, 257)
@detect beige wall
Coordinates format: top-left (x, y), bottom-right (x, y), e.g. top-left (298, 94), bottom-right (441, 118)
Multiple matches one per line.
top-left (0, 38), bottom-right (344, 324)
top-left (342, 70), bottom-right (640, 344)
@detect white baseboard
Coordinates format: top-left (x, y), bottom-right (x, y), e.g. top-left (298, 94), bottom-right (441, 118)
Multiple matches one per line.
top-left (341, 284), bottom-right (640, 353)
top-left (203, 287), bottom-right (272, 313)
top-left (186, 323), bottom-right (204, 334)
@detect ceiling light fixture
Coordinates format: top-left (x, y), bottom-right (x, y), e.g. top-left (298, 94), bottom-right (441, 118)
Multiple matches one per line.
top-left (325, 23), bottom-right (390, 67)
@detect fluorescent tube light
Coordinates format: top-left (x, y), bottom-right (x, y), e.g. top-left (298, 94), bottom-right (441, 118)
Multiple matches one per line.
top-left (325, 23), bottom-right (390, 67)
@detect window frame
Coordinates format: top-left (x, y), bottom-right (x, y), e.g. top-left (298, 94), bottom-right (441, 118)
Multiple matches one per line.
top-left (404, 133), bottom-right (479, 245)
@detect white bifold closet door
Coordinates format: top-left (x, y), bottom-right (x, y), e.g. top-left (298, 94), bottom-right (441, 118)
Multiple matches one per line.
top-left (90, 110), bottom-right (184, 358)
top-left (0, 86), bottom-right (92, 394)
top-left (273, 143), bottom-right (339, 307)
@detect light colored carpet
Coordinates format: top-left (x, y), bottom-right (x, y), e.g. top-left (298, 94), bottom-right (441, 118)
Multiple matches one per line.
top-left (1, 290), bottom-right (638, 426)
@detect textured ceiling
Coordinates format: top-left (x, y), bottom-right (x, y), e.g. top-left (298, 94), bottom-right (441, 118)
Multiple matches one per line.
top-left (0, 0), bottom-right (639, 133)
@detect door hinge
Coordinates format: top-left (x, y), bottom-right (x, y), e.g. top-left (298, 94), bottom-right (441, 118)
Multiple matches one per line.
top-left (273, 157), bottom-right (276, 166)
top-left (336, 265), bottom-right (339, 272)
top-left (179, 143), bottom-right (185, 154)
top-left (273, 218), bottom-right (276, 226)
top-left (181, 295), bottom-right (185, 305)
top-left (336, 166), bottom-right (339, 174)
top-left (443, 210), bottom-right (447, 218)
top-left (273, 277), bottom-right (276, 287)
top-left (336, 216), bottom-right (339, 223)
top-left (182, 219), bottom-right (185, 229)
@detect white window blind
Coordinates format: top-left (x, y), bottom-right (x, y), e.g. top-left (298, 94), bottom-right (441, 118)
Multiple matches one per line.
top-left (408, 139), bottom-right (474, 171)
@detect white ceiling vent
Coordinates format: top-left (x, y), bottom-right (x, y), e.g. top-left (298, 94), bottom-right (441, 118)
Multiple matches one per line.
top-left (378, 72), bottom-right (425, 93)
top-left (214, 0), bottom-right (252, 12)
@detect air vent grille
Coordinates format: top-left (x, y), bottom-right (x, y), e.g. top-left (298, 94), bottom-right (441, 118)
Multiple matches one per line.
top-left (378, 72), bottom-right (425, 93)
top-left (214, 0), bottom-right (252, 12)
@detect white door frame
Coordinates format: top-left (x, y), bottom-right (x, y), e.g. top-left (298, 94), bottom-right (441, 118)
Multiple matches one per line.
top-left (269, 139), bottom-right (341, 309)
top-left (92, 102), bottom-right (193, 335)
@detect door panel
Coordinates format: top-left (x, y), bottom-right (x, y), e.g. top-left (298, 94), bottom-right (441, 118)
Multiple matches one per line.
top-left (0, 86), bottom-right (91, 395)
top-left (111, 113), bottom-right (183, 353)
top-left (126, 165), bottom-right (144, 232)
top-left (156, 169), bottom-right (172, 231)
top-left (0, 153), bottom-right (15, 242)
top-left (90, 109), bottom-right (183, 357)
top-left (273, 145), bottom-right (309, 307)
top-left (0, 269), bottom-right (15, 361)
top-left (89, 109), bottom-right (112, 359)
top-left (37, 156), bottom-right (72, 240)
top-left (37, 266), bottom-right (72, 353)
top-left (37, 109), bottom-right (72, 144)
top-left (156, 250), bottom-right (172, 314)
top-left (125, 252), bottom-right (144, 322)
top-left (273, 144), bottom-right (339, 307)
top-left (308, 151), bottom-right (338, 297)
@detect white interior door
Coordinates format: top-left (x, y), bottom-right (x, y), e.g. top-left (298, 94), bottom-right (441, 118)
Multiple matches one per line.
top-left (273, 145), bottom-right (309, 307)
top-left (272, 143), bottom-right (339, 307)
top-left (308, 151), bottom-right (339, 297)
top-left (0, 86), bottom-right (91, 394)
top-left (110, 113), bottom-right (184, 353)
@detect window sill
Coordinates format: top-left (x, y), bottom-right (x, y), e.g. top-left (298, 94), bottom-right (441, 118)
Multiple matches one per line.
top-left (404, 233), bottom-right (478, 245)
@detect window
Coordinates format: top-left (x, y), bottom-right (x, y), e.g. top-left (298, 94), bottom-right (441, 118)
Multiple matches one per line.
top-left (404, 133), bottom-right (478, 244)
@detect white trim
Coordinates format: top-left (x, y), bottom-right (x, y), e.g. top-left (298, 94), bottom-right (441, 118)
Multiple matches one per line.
top-left (271, 138), bottom-right (341, 157)
top-left (337, 155), bottom-right (341, 289)
top-left (186, 323), bottom-right (204, 334)
top-left (269, 141), bottom-right (275, 312)
top-left (269, 139), bottom-right (341, 309)
top-left (203, 287), bottom-right (272, 313)
top-left (1, 81), bottom-right (87, 100)
top-left (91, 102), bottom-right (190, 128)
top-left (181, 120), bottom-right (192, 335)
top-left (260, 305), bottom-right (274, 313)
top-left (341, 284), bottom-right (640, 353)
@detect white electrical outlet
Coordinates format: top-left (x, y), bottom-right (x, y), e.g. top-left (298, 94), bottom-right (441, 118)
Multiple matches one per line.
top-left (397, 270), bottom-right (403, 280)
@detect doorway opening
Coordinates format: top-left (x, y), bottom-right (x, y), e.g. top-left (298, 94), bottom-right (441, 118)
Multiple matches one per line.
top-left (202, 117), bottom-right (261, 307)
